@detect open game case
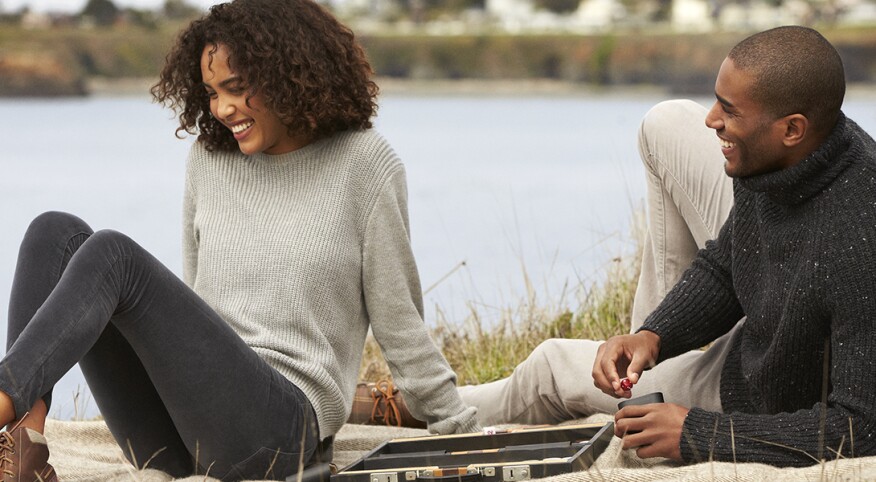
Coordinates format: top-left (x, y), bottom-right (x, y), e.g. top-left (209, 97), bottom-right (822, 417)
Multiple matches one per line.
top-left (331, 422), bottom-right (614, 482)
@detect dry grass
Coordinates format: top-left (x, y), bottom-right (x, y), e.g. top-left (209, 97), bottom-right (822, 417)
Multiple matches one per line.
top-left (358, 214), bottom-right (643, 385)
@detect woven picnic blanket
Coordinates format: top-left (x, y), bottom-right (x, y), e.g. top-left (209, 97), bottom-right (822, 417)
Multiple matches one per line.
top-left (45, 415), bottom-right (876, 481)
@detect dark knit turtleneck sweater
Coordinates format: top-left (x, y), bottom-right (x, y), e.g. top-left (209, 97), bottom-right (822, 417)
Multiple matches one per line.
top-left (640, 113), bottom-right (876, 467)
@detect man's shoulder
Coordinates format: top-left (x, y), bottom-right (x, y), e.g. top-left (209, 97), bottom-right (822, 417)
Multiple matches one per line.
top-left (844, 116), bottom-right (876, 167)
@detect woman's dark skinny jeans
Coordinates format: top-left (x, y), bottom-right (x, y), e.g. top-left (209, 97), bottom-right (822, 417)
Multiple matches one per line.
top-left (0, 211), bottom-right (320, 481)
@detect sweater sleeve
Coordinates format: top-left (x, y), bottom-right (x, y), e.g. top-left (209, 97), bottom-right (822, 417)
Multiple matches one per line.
top-left (679, 255), bottom-right (876, 466)
top-left (362, 166), bottom-right (481, 435)
top-left (639, 212), bottom-right (745, 362)
top-left (181, 147), bottom-right (199, 288)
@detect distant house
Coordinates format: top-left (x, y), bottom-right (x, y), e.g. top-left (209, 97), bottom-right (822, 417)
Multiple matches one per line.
top-left (574, 0), bottom-right (627, 31)
top-left (717, 1), bottom-right (801, 30)
top-left (337, 0), bottom-right (401, 20)
top-left (671, 0), bottom-right (713, 31)
top-left (21, 10), bottom-right (52, 29)
top-left (839, 0), bottom-right (876, 25)
top-left (486, 0), bottom-right (536, 31)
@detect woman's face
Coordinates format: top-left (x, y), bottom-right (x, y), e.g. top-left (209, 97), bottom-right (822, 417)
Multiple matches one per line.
top-left (200, 43), bottom-right (307, 155)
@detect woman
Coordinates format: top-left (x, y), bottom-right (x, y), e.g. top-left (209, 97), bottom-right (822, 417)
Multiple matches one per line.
top-left (0, 0), bottom-right (479, 480)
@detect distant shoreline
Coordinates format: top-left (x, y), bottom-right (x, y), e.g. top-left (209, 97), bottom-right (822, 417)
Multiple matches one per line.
top-left (87, 76), bottom-right (671, 98)
top-left (86, 76), bottom-right (876, 99)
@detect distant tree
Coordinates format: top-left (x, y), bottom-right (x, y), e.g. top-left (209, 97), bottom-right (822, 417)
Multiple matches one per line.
top-left (535, 0), bottom-right (580, 13)
top-left (163, 0), bottom-right (201, 19)
top-left (402, 0), bottom-right (486, 22)
top-left (81, 0), bottom-right (120, 26)
top-left (126, 8), bottom-right (159, 29)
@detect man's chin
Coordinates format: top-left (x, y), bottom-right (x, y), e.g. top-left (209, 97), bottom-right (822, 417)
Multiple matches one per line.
top-left (723, 160), bottom-right (738, 178)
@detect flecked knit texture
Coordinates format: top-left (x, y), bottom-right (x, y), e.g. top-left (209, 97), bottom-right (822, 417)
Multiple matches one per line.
top-left (182, 129), bottom-right (480, 439)
top-left (640, 113), bottom-right (876, 466)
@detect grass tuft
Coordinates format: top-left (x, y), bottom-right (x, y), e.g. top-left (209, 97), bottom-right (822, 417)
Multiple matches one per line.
top-left (358, 217), bottom-right (643, 385)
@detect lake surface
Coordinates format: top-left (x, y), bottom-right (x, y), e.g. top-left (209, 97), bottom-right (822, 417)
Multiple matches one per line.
top-left (3, 88), bottom-right (876, 419)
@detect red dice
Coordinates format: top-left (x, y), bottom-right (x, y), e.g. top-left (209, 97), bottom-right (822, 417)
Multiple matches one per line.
top-left (620, 378), bottom-right (633, 391)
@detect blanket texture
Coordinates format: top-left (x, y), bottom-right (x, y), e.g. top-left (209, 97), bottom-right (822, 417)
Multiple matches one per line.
top-left (45, 416), bottom-right (876, 481)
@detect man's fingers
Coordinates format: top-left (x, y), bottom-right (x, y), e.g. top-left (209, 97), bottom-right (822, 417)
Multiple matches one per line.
top-left (614, 403), bottom-right (687, 462)
top-left (600, 347), bottom-right (624, 394)
top-left (627, 356), bottom-right (651, 383)
top-left (593, 341), bottom-right (623, 395)
top-left (616, 405), bottom-right (651, 419)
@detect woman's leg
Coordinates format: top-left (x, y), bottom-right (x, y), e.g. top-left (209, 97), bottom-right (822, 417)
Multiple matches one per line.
top-left (2, 212), bottom-right (319, 480)
top-left (5, 212), bottom-right (194, 474)
top-left (5, 212), bottom-right (92, 433)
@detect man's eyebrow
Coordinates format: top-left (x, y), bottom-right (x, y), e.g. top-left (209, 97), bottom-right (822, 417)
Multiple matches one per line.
top-left (715, 93), bottom-right (734, 108)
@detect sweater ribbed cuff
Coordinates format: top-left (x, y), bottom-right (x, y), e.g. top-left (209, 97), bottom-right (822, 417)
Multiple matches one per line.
top-left (680, 407), bottom-right (723, 464)
top-left (429, 406), bottom-right (482, 435)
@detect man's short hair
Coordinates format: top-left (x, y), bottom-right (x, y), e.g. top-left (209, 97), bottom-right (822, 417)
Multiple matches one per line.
top-left (728, 26), bottom-right (845, 135)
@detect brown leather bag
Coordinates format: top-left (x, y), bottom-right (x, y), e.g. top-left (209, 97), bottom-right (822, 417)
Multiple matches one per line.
top-left (347, 380), bottom-right (427, 429)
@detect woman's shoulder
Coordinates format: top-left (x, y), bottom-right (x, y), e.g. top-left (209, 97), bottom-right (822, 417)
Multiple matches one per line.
top-left (330, 129), bottom-right (403, 177)
top-left (332, 128), bottom-right (395, 155)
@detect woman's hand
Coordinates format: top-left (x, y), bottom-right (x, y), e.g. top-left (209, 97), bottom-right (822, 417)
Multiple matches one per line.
top-left (614, 402), bottom-right (690, 461)
top-left (592, 330), bottom-right (661, 397)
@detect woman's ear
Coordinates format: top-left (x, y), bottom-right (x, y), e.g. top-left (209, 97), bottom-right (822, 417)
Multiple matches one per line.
top-left (782, 113), bottom-right (809, 147)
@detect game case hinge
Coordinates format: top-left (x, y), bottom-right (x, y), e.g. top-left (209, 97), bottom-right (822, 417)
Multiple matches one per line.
top-left (501, 465), bottom-right (531, 481)
top-left (370, 472), bottom-right (399, 482)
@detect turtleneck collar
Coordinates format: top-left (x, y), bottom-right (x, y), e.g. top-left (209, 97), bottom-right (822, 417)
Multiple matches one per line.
top-left (738, 113), bottom-right (852, 206)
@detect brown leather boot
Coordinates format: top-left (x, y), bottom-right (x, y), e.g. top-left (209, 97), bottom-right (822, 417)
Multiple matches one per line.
top-left (347, 380), bottom-right (427, 429)
top-left (0, 420), bottom-right (58, 482)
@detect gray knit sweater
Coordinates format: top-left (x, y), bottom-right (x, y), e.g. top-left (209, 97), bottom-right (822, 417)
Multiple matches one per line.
top-left (182, 129), bottom-right (480, 439)
top-left (641, 113), bottom-right (876, 466)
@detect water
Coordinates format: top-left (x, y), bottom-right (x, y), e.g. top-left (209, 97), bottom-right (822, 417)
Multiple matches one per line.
top-left (3, 89), bottom-right (876, 419)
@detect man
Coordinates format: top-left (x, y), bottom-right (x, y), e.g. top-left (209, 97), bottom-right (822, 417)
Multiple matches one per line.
top-left (459, 26), bottom-right (876, 466)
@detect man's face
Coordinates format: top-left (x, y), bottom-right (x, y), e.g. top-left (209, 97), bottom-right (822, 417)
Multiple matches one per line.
top-left (705, 58), bottom-right (793, 178)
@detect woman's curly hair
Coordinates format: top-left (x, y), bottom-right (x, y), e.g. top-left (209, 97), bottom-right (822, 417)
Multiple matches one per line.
top-left (151, 0), bottom-right (379, 152)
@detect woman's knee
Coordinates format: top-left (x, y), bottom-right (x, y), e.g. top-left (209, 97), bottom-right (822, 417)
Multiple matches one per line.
top-left (24, 211), bottom-right (92, 242)
top-left (79, 229), bottom-right (144, 261)
top-left (19, 212), bottom-right (93, 265)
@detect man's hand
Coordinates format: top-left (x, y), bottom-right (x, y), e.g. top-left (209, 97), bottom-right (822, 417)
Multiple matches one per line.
top-left (592, 330), bottom-right (661, 397)
top-left (614, 403), bottom-right (690, 461)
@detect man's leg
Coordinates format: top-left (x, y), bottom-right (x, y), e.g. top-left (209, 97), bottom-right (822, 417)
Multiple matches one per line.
top-left (630, 99), bottom-right (734, 330)
top-left (460, 100), bottom-right (734, 425)
top-left (457, 326), bottom-right (736, 425)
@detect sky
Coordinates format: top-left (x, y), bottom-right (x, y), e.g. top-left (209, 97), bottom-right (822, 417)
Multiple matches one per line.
top-left (2, 0), bottom-right (223, 13)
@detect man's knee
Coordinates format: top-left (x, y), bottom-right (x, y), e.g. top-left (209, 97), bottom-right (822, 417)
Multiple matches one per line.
top-left (638, 99), bottom-right (706, 169)
top-left (517, 338), bottom-right (591, 385)
top-left (526, 339), bottom-right (563, 369)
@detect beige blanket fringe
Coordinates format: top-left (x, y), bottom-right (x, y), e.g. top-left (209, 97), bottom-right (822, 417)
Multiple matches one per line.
top-left (45, 415), bottom-right (876, 481)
